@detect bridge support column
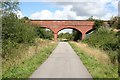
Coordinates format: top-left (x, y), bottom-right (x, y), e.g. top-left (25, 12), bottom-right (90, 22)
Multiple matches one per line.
top-left (81, 33), bottom-right (86, 40)
top-left (54, 33), bottom-right (58, 41)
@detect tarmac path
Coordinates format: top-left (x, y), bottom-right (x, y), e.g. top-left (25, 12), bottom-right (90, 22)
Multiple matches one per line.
top-left (30, 42), bottom-right (92, 78)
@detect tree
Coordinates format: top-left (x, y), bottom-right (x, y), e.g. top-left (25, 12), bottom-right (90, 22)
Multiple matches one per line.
top-left (1, 0), bottom-right (20, 16)
top-left (93, 19), bottom-right (104, 29)
top-left (20, 16), bottom-right (30, 23)
top-left (34, 27), bottom-right (53, 40)
top-left (88, 16), bottom-right (94, 20)
top-left (72, 30), bottom-right (82, 41)
top-left (58, 32), bottom-right (73, 41)
top-left (45, 30), bottom-right (53, 40)
top-left (110, 16), bottom-right (120, 29)
top-left (2, 13), bottom-right (36, 43)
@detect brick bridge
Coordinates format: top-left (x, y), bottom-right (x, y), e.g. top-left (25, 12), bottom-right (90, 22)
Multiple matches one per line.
top-left (30, 20), bottom-right (95, 41)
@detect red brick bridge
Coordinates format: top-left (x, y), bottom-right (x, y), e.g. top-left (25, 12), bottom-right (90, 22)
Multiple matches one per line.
top-left (30, 20), bottom-right (95, 41)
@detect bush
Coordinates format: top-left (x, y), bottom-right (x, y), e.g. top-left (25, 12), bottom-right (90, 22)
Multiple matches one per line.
top-left (93, 20), bottom-right (104, 29)
top-left (117, 32), bottom-right (120, 77)
top-left (34, 27), bottom-right (53, 40)
top-left (2, 13), bottom-right (54, 58)
top-left (83, 27), bottom-right (119, 64)
top-left (2, 13), bottom-right (37, 57)
top-left (2, 13), bottom-right (37, 43)
top-left (109, 16), bottom-right (120, 29)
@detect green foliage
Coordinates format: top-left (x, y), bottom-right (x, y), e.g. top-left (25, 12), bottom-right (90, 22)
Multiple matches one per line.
top-left (1, 1), bottom-right (20, 16)
top-left (87, 16), bottom-right (104, 29)
top-left (35, 27), bottom-right (53, 40)
top-left (45, 30), bottom-right (54, 40)
top-left (83, 27), bottom-right (119, 64)
top-left (2, 1), bottom-right (55, 78)
top-left (2, 13), bottom-right (37, 43)
top-left (88, 16), bottom-right (94, 20)
top-left (20, 16), bottom-right (30, 23)
top-left (2, 13), bottom-right (54, 58)
top-left (70, 42), bottom-right (118, 78)
top-left (110, 16), bottom-right (120, 29)
top-left (58, 32), bottom-right (73, 41)
top-left (72, 30), bottom-right (82, 41)
top-left (2, 40), bottom-right (57, 78)
top-left (2, 13), bottom-right (37, 57)
top-left (58, 29), bottom-right (82, 41)
top-left (93, 19), bottom-right (104, 29)
top-left (117, 32), bottom-right (120, 77)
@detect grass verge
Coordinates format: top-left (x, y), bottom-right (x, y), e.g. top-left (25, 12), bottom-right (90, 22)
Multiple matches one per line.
top-left (69, 42), bottom-right (118, 78)
top-left (2, 39), bottom-right (57, 78)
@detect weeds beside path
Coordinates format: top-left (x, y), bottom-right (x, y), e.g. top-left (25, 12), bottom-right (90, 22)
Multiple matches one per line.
top-left (2, 39), bottom-right (57, 78)
top-left (69, 42), bottom-right (118, 78)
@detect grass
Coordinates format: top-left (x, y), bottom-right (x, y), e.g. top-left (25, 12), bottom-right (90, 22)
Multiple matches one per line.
top-left (82, 27), bottom-right (118, 65)
top-left (2, 38), bottom-right (57, 78)
top-left (69, 42), bottom-right (118, 78)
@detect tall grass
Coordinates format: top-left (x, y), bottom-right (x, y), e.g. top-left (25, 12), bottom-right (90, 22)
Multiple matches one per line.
top-left (2, 39), bottom-right (57, 78)
top-left (83, 27), bottom-right (119, 64)
top-left (70, 42), bottom-right (118, 78)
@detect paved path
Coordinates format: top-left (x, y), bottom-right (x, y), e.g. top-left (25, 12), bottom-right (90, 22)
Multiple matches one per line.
top-left (30, 42), bottom-right (92, 78)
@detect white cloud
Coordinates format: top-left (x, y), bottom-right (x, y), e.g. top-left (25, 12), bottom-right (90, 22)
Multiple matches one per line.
top-left (30, 5), bottom-right (91, 20)
top-left (50, 0), bottom-right (119, 19)
top-left (16, 11), bottom-right (24, 19)
top-left (30, 5), bottom-right (82, 20)
top-left (30, 10), bottom-right (53, 19)
top-left (30, 1), bottom-right (118, 20)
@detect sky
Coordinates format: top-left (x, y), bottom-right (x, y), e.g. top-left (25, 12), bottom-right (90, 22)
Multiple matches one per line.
top-left (17, 0), bottom-right (119, 33)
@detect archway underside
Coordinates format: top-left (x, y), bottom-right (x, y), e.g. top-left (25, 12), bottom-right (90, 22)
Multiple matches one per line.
top-left (43, 26), bottom-right (92, 41)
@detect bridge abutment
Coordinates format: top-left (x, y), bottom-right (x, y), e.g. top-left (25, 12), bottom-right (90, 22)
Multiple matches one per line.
top-left (54, 33), bottom-right (58, 41)
top-left (81, 33), bottom-right (86, 40)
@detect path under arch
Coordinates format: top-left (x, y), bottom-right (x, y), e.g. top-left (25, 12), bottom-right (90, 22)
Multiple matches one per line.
top-left (30, 42), bottom-right (92, 78)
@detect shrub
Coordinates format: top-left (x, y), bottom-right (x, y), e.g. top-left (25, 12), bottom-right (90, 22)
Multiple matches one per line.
top-left (93, 20), bottom-right (104, 29)
top-left (2, 13), bottom-right (37, 57)
top-left (34, 27), bottom-right (53, 40)
top-left (83, 27), bottom-right (119, 64)
top-left (2, 13), bottom-right (37, 43)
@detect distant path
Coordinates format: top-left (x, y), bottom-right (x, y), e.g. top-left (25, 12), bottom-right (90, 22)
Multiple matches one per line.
top-left (30, 42), bottom-right (92, 78)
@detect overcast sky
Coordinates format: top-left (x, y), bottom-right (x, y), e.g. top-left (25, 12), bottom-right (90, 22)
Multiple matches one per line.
top-left (17, 0), bottom-right (119, 33)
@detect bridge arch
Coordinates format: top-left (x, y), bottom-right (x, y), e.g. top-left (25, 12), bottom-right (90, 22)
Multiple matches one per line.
top-left (30, 20), bottom-right (95, 41)
top-left (56, 26), bottom-right (83, 33)
top-left (55, 27), bottom-right (83, 41)
top-left (41, 26), bottom-right (55, 33)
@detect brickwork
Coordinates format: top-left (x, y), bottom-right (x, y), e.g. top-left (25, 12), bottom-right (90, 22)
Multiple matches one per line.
top-left (30, 20), bottom-right (94, 41)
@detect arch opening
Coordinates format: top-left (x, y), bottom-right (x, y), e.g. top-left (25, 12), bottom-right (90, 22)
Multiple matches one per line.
top-left (35, 27), bottom-right (54, 40)
top-left (57, 28), bottom-right (82, 41)
top-left (85, 29), bottom-right (94, 38)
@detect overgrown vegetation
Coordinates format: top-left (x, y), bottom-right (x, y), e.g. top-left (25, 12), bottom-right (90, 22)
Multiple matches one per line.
top-left (83, 17), bottom-right (120, 77)
top-left (2, 1), bottom-right (55, 78)
top-left (35, 27), bottom-right (53, 40)
top-left (58, 30), bottom-right (82, 41)
top-left (2, 1), bottom-right (54, 57)
top-left (58, 32), bottom-right (73, 41)
top-left (109, 16), bottom-right (120, 29)
top-left (70, 42), bottom-right (118, 78)
top-left (72, 30), bottom-right (82, 41)
top-left (2, 39), bottom-right (57, 78)
top-left (83, 27), bottom-right (119, 64)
